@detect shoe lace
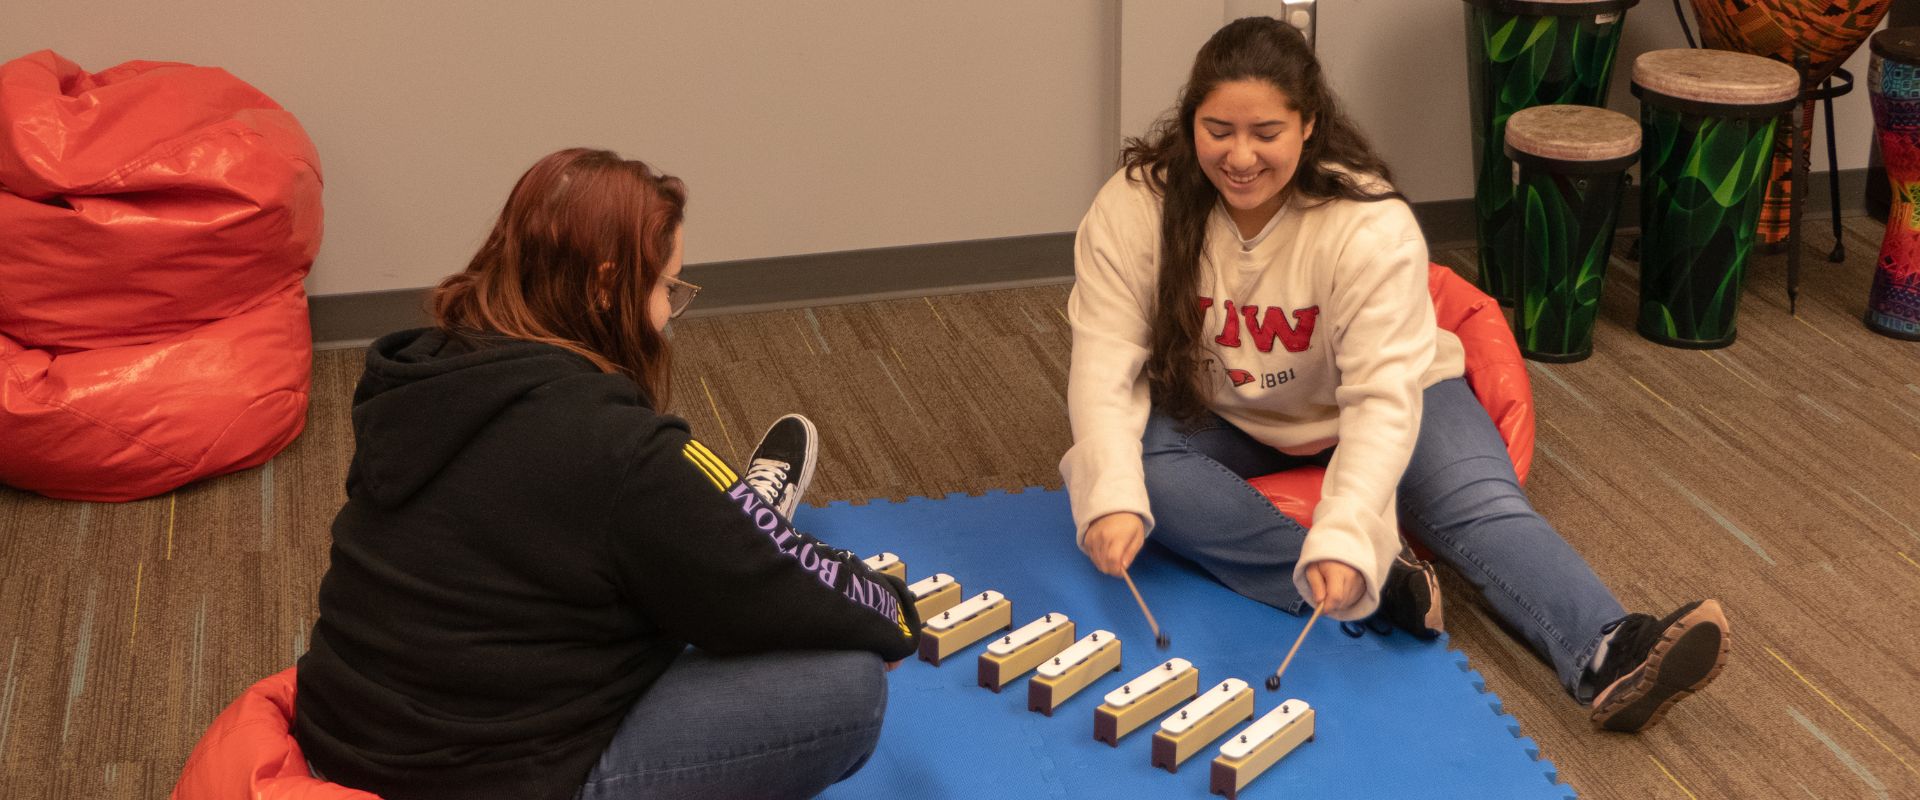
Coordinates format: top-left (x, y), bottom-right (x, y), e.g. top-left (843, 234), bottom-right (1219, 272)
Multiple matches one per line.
top-left (744, 459), bottom-right (791, 504)
top-left (1336, 617), bottom-right (1397, 638)
top-left (1592, 613), bottom-right (1658, 685)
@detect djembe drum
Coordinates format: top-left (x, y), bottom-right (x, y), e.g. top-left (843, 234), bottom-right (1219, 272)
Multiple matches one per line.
top-left (1463, 0), bottom-right (1637, 306)
top-left (1689, 0), bottom-right (1890, 249)
top-left (1633, 49), bottom-right (1799, 348)
top-left (1867, 27), bottom-right (1920, 340)
top-left (1504, 105), bottom-right (1640, 362)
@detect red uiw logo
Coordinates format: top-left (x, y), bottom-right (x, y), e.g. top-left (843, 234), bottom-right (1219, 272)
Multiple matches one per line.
top-left (1197, 297), bottom-right (1319, 353)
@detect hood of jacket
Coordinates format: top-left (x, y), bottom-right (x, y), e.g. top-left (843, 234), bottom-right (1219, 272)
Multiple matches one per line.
top-left (345, 328), bottom-right (608, 507)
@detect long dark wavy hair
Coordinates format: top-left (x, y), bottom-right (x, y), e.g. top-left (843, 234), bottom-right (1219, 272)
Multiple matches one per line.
top-left (1122, 17), bottom-right (1403, 420)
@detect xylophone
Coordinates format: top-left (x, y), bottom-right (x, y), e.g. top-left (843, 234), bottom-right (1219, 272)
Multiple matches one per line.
top-left (919, 590), bottom-right (1013, 666)
top-left (1212, 700), bottom-right (1318, 800)
top-left (1095, 658), bottom-right (1201, 745)
top-left (978, 613), bottom-right (1076, 693)
top-left (874, 553), bottom-right (1317, 798)
top-left (1153, 678), bottom-right (1257, 773)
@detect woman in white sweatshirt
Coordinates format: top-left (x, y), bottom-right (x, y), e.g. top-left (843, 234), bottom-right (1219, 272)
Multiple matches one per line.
top-left (1061, 17), bottom-right (1726, 732)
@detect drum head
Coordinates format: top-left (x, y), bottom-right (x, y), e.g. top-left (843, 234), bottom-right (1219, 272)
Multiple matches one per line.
top-left (1505, 105), bottom-right (1640, 164)
top-left (1872, 27), bottom-right (1920, 66)
top-left (1462, 0), bottom-right (1636, 14)
top-left (1632, 49), bottom-right (1799, 109)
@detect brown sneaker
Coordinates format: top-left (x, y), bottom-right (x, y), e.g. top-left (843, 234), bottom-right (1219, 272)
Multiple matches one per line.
top-left (1588, 599), bottom-right (1730, 733)
top-left (1376, 549), bottom-right (1444, 639)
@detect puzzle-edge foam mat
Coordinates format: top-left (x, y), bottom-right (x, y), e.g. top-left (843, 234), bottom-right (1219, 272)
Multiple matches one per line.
top-left (796, 488), bottom-right (1574, 800)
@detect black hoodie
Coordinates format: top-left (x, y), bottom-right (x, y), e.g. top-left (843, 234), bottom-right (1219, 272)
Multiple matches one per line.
top-left (292, 329), bottom-right (920, 800)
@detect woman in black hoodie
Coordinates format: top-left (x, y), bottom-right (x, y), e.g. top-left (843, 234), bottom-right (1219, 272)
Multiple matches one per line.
top-left (293, 148), bottom-right (920, 800)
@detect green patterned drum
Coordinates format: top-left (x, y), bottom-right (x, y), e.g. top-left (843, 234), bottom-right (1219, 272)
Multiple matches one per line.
top-left (1463, 0), bottom-right (1636, 306)
top-left (1504, 105), bottom-right (1640, 362)
top-left (1632, 49), bottom-right (1798, 349)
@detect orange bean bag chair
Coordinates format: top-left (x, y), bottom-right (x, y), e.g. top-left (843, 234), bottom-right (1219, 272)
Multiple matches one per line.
top-left (172, 668), bottom-right (380, 800)
top-left (1248, 264), bottom-right (1535, 545)
top-left (0, 50), bottom-right (321, 501)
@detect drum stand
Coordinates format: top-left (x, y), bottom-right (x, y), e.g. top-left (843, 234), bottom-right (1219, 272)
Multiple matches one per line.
top-left (1781, 53), bottom-right (1858, 310)
top-left (1670, 0), bottom-right (1852, 315)
top-left (1807, 66), bottom-right (1853, 266)
top-left (1787, 54), bottom-right (1852, 316)
top-left (1789, 54), bottom-right (1810, 316)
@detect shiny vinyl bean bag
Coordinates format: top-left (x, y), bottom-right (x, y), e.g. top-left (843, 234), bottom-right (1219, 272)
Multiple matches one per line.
top-left (172, 669), bottom-right (381, 800)
top-left (1248, 264), bottom-right (1536, 533)
top-left (0, 51), bottom-right (322, 501)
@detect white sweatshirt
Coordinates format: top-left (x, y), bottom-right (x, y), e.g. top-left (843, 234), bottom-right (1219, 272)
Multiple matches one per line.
top-left (1060, 168), bottom-right (1466, 621)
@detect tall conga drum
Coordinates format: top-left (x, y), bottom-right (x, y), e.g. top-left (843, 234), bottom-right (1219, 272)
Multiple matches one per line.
top-left (1689, 0), bottom-right (1890, 249)
top-left (1867, 27), bottom-right (1920, 340)
top-left (1505, 105), bottom-right (1640, 361)
top-left (1633, 49), bottom-right (1799, 348)
top-left (1463, 0), bottom-right (1637, 306)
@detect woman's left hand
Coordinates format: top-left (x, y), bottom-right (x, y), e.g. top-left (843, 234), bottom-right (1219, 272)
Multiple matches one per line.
top-left (1303, 560), bottom-right (1365, 616)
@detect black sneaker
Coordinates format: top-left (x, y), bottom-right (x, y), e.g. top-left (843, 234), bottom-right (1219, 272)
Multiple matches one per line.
top-left (1375, 549), bottom-right (1444, 639)
top-left (1588, 599), bottom-right (1729, 733)
top-left (744, 414), bottom-right (817, 519)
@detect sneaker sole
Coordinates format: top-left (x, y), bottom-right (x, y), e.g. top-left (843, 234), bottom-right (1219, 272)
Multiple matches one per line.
top-left (1420, 565), bottom-right (1444, 637)
top-left (774, 414), bottom-right (818, 519)
top-left (1589, 600), bottom-right (1729, 733)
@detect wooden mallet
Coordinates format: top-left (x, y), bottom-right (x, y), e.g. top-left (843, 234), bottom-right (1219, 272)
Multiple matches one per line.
top-left (1265, 604), bottom-right (1324, 691)
top-left (1121, 569), bottom-right (1170, 650)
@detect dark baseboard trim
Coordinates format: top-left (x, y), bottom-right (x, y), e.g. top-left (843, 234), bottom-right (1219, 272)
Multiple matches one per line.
top-left (310, 232), bottom-right (1076, 348)
top-left (311, 168), bottom-right (1868, 348)
top-left (309, 290), bottom-right (434, 349)
top-left (676, 231), bottom-right (1076, 319)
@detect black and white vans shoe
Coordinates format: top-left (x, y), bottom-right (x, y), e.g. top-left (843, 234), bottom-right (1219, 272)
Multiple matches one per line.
top-left (744, 414), bottom-right (818, 519)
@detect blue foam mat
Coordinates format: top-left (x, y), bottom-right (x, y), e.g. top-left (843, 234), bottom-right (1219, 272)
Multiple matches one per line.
top-left (796, 488), bottom-right (1573, 800)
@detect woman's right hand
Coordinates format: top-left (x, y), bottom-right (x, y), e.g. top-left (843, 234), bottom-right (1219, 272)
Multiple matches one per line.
top-left (1303, 559), bottom-right (1365, 617)
top-left (1084, 512), bottom-right (1146, 577)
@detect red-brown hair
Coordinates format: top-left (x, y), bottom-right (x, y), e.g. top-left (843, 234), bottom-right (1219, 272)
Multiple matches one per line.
top-left (432, 148), bottom-right (686, 408)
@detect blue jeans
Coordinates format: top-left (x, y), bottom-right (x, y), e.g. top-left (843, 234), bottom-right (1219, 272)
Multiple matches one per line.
top-left (1142, 377), bottom-right (1627, 702)
top-left (576, 649), bottom-right (887, 799)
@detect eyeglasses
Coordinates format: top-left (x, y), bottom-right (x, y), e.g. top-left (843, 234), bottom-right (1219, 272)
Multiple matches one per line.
top-left (665, 274), bottom-right (701, 319)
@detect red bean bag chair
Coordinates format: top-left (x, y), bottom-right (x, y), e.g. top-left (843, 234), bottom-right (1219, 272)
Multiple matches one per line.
top-left (172, 668), bottom-right (381, 800)
top-left (0, 51), bottom-right (321, 501)
top-left (1248, 264), bottom-right (1535, 550)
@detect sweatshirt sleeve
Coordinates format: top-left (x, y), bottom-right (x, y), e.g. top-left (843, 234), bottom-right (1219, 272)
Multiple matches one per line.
top-left (1292, 201), bottom-right (1434, 622)
top-left (606, 423), bottom-right (920, 661)
top-left (1060, 177), bottom-right (1159, 548)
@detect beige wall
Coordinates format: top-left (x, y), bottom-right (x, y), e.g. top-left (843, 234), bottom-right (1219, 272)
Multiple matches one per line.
top-left (3, 1), bottom-right (1118, 295)
top-left (5, 1), bottom-right (1884, 295)
top-left (1122, 0), bottom-right (1882, 204)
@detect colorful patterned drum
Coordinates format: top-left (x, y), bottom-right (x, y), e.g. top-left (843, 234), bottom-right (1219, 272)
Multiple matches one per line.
top-left (1632, 49), bottom-right (1799, 348)
top-left (1867, 28), bottom-right (1920, 340)
top-left (1689, 0), bottom-right (1889, 249)
top-left (1463, 0), bottom-right (1637, 306)
top-left (1504, 105), bottom-right (1640, 361)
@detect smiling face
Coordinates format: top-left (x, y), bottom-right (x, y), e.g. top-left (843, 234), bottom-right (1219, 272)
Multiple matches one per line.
top-left (1193, 78), bottom-right (1314, 238)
